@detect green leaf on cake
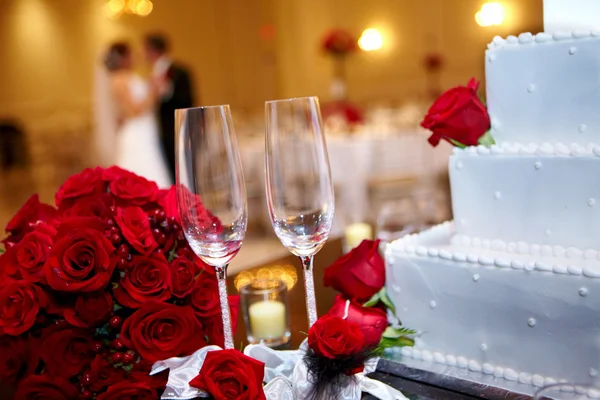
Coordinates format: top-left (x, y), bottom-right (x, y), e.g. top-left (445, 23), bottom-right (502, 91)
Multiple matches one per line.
top-left (449, 139), bottom-right (467, 148)
top-left (378, 287), bottom-right (396, 316)
top-left (478, 131), bottom-right (495, 147)
top-left (0, 248), bottom-right (4, 254)
top-left (382, 326), bottom-right (417, 339)
top-left (363, 291), bottom-right (381, 308)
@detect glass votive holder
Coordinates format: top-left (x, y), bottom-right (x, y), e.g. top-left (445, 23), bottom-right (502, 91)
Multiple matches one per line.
top-left (241, 279), bottom-right (290, 348)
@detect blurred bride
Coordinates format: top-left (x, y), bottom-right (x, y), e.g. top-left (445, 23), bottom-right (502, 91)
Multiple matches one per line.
top-left (93, 42), bottom-right (172, 188)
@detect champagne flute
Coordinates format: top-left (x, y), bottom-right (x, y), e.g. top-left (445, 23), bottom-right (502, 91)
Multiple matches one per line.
top-left (265, 96), bottom-right (334, 327)
top-left (534, 383), bottom-right (600, 399)
top-left (176, 105), bottom-right (247, 349)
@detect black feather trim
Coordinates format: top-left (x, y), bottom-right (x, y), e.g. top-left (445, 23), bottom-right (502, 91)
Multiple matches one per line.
top-left (302, 347), bottom-right (376, 400)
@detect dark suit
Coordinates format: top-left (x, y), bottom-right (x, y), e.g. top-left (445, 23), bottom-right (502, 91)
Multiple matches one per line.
top-left (159, 63), bottom-right (194, 182)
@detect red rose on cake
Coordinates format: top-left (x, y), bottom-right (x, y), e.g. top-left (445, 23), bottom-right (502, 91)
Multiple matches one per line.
top-left (323, 239), bottom-right (385, 302)
top-left (421, 78), bottom-right (491, 147)
top-left (308, 314), bottom-right (364, 359)
top-left (328, 294), bottom-right (388, 348)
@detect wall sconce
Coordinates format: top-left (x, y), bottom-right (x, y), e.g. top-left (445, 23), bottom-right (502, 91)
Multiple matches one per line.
top-left (358, 28), bottom-right (383, 51)
top-left (104, 0), bottom-right (153, 19)
top-left (475, 2), bottom-right (505, 27)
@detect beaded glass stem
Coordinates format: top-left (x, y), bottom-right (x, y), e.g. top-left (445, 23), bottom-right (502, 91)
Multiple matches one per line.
top-left (216, 265), bottom-right (234, 349)
top-left (300, 256), bottom-right (318, 326)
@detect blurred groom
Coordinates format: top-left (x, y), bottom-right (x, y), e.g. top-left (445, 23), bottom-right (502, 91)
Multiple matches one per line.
top-left (144, 33), bottom-right (195, 182)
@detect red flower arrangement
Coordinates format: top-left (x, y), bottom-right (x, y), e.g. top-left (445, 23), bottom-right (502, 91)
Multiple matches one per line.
top-left (0, 166), bottom-right (240, 399)
top-left (323, 239), bottom-right (415, 351)
top-left (421, 78), bottom-right (494, 148)
top-left (321, 29), bottom-right (358, 56)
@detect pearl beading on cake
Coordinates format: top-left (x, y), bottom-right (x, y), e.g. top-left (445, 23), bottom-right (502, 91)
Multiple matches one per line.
top-left (390, 222), bottom-right (600, 279)
top-left (452, 142), bottom-right (600, 158)
top-left (450, 234), bottom-right (600, 263)
top-left (396, 346), bottom-right (560, 389)
top-left (487, 30), bottom-right (600, 51)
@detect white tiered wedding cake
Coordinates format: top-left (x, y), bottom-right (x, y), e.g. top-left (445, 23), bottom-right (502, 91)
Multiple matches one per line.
top-left (385, 1), bottom-right (600, 388)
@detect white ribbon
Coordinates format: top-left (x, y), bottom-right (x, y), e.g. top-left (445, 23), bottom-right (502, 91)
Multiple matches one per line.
top-left (151, 342), bottom-right (407, 400)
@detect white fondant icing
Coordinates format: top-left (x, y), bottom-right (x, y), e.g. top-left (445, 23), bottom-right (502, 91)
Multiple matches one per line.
top-left (579, 287), bottom-right (589, 297)
top-left (450, 152), bottom-right (600, 250)
top-left (486, 34), bottom-right (600, 144)
top-left (385, 223), bottom-right (600, 387)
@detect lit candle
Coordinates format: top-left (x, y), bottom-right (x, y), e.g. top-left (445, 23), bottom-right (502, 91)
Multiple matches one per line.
top-left (344, 222), bottom-right (373, 250)
top-left (249, 300), bottom-right (286, 340)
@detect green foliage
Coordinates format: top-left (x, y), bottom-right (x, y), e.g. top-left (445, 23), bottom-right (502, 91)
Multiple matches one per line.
top-left (478, 131), bottom-right (496, 147)
top-left (363, 287), bottom-right (397, 317)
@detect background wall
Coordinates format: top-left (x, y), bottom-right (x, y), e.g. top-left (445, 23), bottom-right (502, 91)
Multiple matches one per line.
top-left (0, 0), bottom-right (543, 135)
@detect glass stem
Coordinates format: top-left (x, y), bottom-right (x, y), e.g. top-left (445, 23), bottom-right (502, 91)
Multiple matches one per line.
top-left (216, 264), bottom-right (234, 350)
top-left (300, 255), bottom-right (318, 327)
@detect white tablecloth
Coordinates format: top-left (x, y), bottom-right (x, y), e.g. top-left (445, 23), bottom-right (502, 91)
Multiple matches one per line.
top-left (239, 132), bottom-right (452, 234)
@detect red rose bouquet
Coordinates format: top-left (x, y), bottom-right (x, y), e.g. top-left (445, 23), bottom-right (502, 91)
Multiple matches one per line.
top-left (324, 239), bottom-right (415, 352)
top-left (0, 166), bottom-right (240, 399)
top-left (420, 78), bottom-right (495, 148)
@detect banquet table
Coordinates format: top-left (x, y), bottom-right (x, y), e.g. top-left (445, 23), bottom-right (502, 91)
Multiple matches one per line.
top-left (239, 133), bottom-right (452, 234)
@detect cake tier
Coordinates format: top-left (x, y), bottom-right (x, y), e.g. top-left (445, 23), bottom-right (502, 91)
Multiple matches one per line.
top-left (450, 144), bottom-right (600, 251)
top-left (385, 222), bottom-right (600, 387)
top-left (486, 31), bottom-right (600, 144)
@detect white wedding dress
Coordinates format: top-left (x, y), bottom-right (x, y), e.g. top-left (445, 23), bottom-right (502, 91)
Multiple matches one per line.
top-left (114, 75), bottom-right (172, 188)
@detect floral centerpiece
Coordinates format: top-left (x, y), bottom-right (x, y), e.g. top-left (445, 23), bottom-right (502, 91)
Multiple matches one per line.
top-left (320, 29), bottom-right (365, 128)
top-left (0, 166), bottom-right (240, 399)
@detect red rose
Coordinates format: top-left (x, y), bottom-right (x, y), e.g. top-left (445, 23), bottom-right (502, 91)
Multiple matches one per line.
top-left (170, 257), bottom-right (199, 298)
top-left (44, 217), bottom-right (116, 292)
top-left (130, 362), bottom-right (169, 390)
top-left (189, 349), bottom-right (266, 400)
top-left (0, 336), bottom-right (39, 385)
top-left (3, 194), bottom-right (57, 245)
top-left (109, 171), bottom-right (158, 206)
top-left (55, 167), bottom-right (105, 208)
top-left (120, 302), bottom-right (206, 362)
top-left (14, 374), bottom-right (78, 400)
top-left (113, 253), bottom-right (171, 308)
top-left (97, 381), bottom-right (157, 400)
top-left (60, 193), bottom-right (114, 221)
top-left (115, 206), bottom-right (158, 254)
top-left (204, 295), bottom-right (240, 347)
top-left (187, 275), bottom-right (220, 318)
top-left (1, 231), bottom-right (53, 283)
top-left (421, 78), bottom-right (490, 147)
top-left (40, 324), bottom-right (94, 377)
top-left (177, 186), bottom-right (222, 234)
top-left (308, 314), bottom-right (364, 359)
top-left (0, 280), bottom-right (47, 336)
top-left (328, 295), bottom-right (388, 348)
top-left (64, 290), bottom-right (113, 328)
top-left (87, 355), bottom-right (125, 392)
top-left (101, 165), bottom-right (130, 182)
top-left (322, 29), bottom-right (358, 55)
top-left (324, 239), bottom-right (385, 303)
top-left (158, 185), bottom-right (179, 222)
